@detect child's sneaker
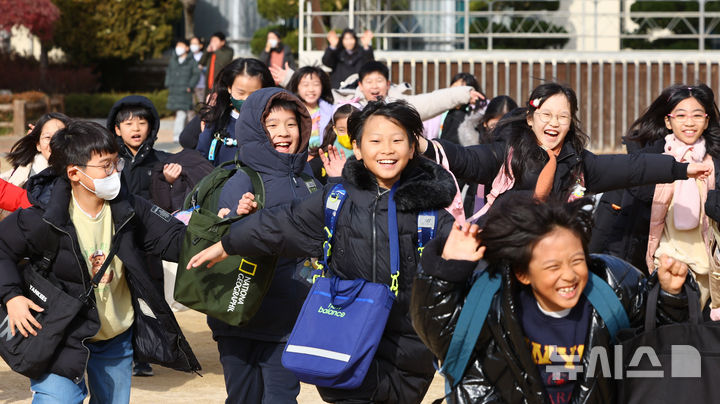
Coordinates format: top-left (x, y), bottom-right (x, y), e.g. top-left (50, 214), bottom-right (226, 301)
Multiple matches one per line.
top-left (132, 362), bottom-right (154, 377)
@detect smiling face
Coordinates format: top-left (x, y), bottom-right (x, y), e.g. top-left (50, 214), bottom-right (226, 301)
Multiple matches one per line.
top-left (527, 93), bottom-right (572, 152)
top-left (36, 118), bottom-right (65, 160)
top-left (353, 115), bottom-right (414, 190)
top-left (665, 96), bottom-right (709, 145)
top-left (297, 73), bottom-right (322, 108)
top-left (115, 116), bottom-right (149, 155)
top-left (358, 72), bottom-right (390, 102)
top-left (515, 227), bottom-right (589, 312)
top-left (265, 107), bottom-right (300, 154)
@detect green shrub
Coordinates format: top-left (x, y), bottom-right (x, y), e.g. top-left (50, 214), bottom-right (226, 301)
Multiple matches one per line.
top-left (65, 90), bottom-right (171, 118)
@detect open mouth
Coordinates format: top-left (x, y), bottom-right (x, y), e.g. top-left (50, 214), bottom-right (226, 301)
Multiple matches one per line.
top-left (377, 159), bottom-right (397, 168)
top-left (131, 134), bottom-right (143, 142)
top-left (544, 129), bottom-right (559, 138)
top-left (274, 142), bottom-right (292, 153)
top-left (556, 283), bottom-right (578, 299)
top-left (370, 92), bottom-right (382, 100)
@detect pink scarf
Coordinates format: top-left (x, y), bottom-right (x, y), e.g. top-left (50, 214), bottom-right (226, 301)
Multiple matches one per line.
top-left (664, 134), bottom-right (706, 230)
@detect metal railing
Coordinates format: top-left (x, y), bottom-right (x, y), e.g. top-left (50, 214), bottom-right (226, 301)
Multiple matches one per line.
top-left (297, 1), bottom-right (720, 151)
top-left (299, 0), bottom-right (720, 52)
top-left (300, 49), bottom-right (720, 152)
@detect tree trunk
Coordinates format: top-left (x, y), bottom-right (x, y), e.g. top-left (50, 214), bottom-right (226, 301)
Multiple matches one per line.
top-left (39, 42), bottom-right (49, 89)
top-left (310, 0), bottom-right (325, 50)
top-left (179, 0), bottom-right (197, 39)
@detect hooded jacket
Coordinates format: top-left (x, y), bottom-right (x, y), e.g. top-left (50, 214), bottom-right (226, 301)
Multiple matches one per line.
top-left (220, 154), bottom-right (457, 403)
top-left (0, 169), bottom-right (200, 382)
top-left (106, 95), bottom-right (169, 201)
top-left (411, 243), bottom-right (693, 404)
top-left (210, 87), bottom-right (319, 342)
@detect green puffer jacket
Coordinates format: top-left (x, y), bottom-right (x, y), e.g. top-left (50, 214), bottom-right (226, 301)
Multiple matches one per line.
top-left (165, 55), bottom-right (200, 111)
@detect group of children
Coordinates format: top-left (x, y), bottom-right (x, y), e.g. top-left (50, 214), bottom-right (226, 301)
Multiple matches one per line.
top-left (0, 48), bottom-right (717, 404)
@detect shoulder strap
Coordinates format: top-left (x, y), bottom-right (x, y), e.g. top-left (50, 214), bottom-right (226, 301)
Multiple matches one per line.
top-left (582, 272), bottom-right (630, 343)
top-left (417, 210), bottom-right (437, 257)
top-left (387, 183), bottom-right (401, 295)
top-left (240, 166), bottom-right (266, 210)
top-left (714, 157), bottom-right (720, 190)
top-left (318, 183), bottom-right (348, 274)
top-left (34, 227), bottom-right (61, 277)
top-left (300, 173), bottom-right (318, 194)
top-left (442, 270), bottom-right (502, 389)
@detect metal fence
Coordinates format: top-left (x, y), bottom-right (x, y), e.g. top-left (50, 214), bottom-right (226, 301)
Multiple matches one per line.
top-left (300, 50), bottom-right (720, 152)
top-left (299, 0), bottom-right (720, 52)
top-left (297, 1), bottom-right (720, 151)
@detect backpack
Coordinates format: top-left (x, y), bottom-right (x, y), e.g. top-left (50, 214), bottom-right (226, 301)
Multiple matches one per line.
top-left (281, 183), bottom-right (438, 389)
top-left (173, 161), bottom-right (273, 326)
top-left (437, 256), bottom-right (629, 402)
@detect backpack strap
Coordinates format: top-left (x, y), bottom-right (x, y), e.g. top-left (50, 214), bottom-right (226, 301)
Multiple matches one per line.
top-left (300, 173), bottom-right (318, 194)
top-left (582, 272), bottom-right (630, 343)
top-left (442, 270), bottom-right (502, 390)
top-left (417, 211), bottom-right (437, 257)
top-left (317, 183), bottom-right (348, 276)
top-left (240, 166), bottom-right (266, 210)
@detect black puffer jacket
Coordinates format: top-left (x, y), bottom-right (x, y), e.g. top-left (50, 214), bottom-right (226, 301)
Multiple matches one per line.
top-left (221, 156), bottom-right (456, 403)
top-left (424, 135), bottom-right (689, 208)
top-left (411, 240), bottom-right (693, 404)
top-left (106, 95), bottom-right (169, 201)
top-left (0, 170), bottom-right (200, 382)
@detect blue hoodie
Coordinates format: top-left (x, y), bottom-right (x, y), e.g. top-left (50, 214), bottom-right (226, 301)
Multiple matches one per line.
top-left (210, 87), bottom-right (319, 341)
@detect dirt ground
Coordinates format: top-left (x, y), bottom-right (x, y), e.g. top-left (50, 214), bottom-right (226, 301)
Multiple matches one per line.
top-left (0, 309), bottom-right (446, 403)
top-left (0, 118), bottom-right (446, 403)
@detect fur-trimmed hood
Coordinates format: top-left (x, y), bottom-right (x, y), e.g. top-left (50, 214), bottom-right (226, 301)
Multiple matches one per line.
top-left (341, 155), bottom-right (456, 212)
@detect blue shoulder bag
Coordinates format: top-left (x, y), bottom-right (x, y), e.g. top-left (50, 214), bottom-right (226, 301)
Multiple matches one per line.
top-left (282, 182), bottom-right (437, 389)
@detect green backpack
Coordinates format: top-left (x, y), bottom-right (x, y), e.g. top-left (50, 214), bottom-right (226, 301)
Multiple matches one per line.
top-left (174, 161), bottom-right (278, 326)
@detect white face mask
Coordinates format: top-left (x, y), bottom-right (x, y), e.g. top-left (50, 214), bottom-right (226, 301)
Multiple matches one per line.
top-left (175, 46), bottom-right (186, 56)
top-left (268, 39), bottom-right (279, 48)
top-left (78, 169), bottom-right (121, 201)
top-left (190, 44), bottom-right (201, 53)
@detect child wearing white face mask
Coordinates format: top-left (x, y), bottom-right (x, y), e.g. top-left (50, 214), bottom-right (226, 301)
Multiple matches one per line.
top-left (165, 39), bottom-right (200, 142)
top-left (189, 37), bottom-right (206, 115)
top-left (259, 30), bottom-right (296, 84)
top-left (0, 120), bottom-right (199, 403)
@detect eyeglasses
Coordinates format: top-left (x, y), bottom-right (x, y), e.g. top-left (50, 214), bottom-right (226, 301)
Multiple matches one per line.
top-left (667, 113), bottom-right (708, 123)
top-left (534, 111), bottom-right (572, 126)
top-left (84, 159), bottom-right (125, 175)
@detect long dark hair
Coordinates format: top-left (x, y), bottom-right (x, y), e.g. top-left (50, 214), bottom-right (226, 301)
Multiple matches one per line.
top-left (481, 194), bottom-right (593, 277)
top-left (287, 66), bottom-right (334, 105)
top-left (340, 28), bottom-right (360, 52)
top-left (7, 112), bottom-right (72, 169)
top-left (625, 84), bottom-right (720, 158)
top-left (477, 95), bottom-right (518, 143)
top-left (493, 82), bottom-right (588, 183)
top-left (199, 58), bottom-right (275, 133)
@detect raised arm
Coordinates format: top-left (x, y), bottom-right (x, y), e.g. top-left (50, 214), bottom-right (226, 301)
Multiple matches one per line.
top-left (420, 137), bottom-right (504, 185)
top-left (582, 150), bottom-right (690, 193)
